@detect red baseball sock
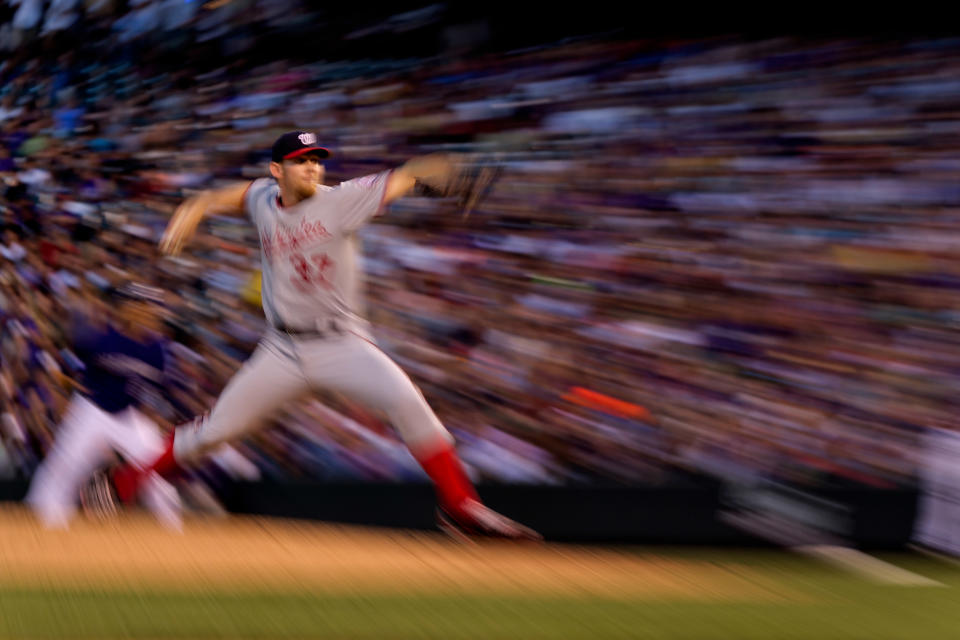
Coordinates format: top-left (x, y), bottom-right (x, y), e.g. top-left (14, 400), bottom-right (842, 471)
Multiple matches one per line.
top-left (113, 432), bottom-right (183, 503)
top-left (149, 432), bottom-right (183, 477)
top-left (416, 443), bottom-right (479, 515)
top-left (112, 465), bottom-right (143, 504)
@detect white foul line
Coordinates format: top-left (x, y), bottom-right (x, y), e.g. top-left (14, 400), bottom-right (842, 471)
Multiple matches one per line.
top-left (794, 545), bottom-right (945, 587)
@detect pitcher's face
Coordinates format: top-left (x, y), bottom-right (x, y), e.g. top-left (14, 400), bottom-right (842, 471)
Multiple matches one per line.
top-left (271, 155), bottom-right (325, 205)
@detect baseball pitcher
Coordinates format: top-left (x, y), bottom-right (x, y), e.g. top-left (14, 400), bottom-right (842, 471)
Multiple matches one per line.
top-left (86, 132), bottom-right (538, 541)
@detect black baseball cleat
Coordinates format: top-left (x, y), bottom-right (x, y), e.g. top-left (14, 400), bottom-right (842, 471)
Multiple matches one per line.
top-left (80, 469), bottom-right (121, 521)
top-left (437, 499), bottom-right (543, 543)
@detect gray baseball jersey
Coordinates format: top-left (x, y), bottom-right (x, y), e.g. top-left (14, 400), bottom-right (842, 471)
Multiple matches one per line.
top-left (243, 172), bottom-right (390, 330)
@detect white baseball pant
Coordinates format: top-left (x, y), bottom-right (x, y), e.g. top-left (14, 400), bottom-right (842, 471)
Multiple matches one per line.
top-left (173, 328), bottom-right (453, 464)
top-left (26, 393), bottom-right (181, 529)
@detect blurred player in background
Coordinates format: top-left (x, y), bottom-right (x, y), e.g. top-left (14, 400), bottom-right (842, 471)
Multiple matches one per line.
top-left (87, 131), bottom-right (539, 541)
top-left (26, 282), bottom-right (182, 529)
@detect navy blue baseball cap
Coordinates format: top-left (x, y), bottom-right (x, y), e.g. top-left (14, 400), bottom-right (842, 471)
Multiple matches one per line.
top-left (271, 131), bottom-right (332, 163)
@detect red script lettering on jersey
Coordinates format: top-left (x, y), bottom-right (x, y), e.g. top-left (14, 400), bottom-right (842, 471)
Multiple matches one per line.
top-left (261, 220), bottom-right (332, 260)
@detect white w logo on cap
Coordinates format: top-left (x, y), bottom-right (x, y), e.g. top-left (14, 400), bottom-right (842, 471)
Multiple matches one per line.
top-left (298, 133), bottom-right (317, 145)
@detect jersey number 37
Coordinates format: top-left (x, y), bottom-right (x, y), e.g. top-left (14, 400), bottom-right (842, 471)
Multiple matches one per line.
top-left (290, 252), bottom-right (335, 291)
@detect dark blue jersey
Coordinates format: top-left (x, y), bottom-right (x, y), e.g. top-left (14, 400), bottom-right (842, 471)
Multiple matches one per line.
top-left (72, 323), bottom-right (166, 414)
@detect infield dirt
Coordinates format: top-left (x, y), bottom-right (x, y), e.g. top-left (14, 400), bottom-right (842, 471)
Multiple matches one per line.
top-left (0, 507), bottom-right (794, 600)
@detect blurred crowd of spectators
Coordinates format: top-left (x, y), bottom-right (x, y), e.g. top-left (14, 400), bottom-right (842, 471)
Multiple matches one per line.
top-left (4, 23), bottom-right (960, 491)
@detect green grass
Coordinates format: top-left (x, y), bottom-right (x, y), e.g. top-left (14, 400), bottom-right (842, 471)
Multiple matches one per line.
top-left (1, 552), bottom-right (959, 639)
